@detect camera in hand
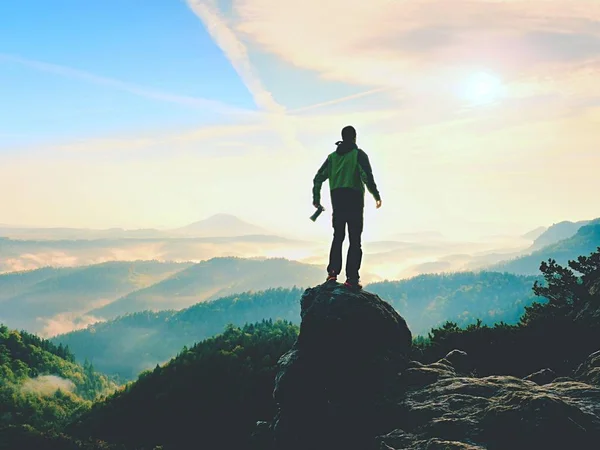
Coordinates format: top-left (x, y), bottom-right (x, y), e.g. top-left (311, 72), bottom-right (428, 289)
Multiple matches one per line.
top-left (310, 205), bottom-right (325, 222)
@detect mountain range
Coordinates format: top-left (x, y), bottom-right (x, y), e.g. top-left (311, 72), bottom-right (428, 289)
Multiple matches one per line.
top-left (88, 257), bottom-right (323, 320)
top-left (3, 216), bottom-right (599, 338)
top-left (530, 219), bottom-right (593, 250)
top-left (6, 245), bottom-right (600, 450)
top-left (0, 261), bottom-right (191, 335)
top-left (53, 271), bottom-right (539, 379)
top-left (0, 258), bottom-right (323, 336)
top-left (0, 233), bottom-right (312, 274)
top-left (491, 222), bottom-right (600, 275)
top-left (521, 226), bottom-right (548, 241)
top-left (0, 214), bottom-right (270, 240)
top-left (173, 213), bottom-right (270, 237)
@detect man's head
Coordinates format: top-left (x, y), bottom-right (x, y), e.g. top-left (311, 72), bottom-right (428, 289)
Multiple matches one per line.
top-left (341, 125), bottom-right (356, 143)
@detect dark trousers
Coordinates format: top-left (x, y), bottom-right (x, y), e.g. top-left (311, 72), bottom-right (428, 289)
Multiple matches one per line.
top-left (327, 189), bottom-right (364, 281)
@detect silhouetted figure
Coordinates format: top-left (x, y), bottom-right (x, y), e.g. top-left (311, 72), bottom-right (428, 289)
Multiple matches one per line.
top-left (312, 125), bottom-right (382, 289)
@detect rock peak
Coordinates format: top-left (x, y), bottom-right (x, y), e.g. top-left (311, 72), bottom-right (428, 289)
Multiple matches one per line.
top-left (266, 283), bottom-right (413, 450)
top-left (254, 283), bottom-right (600, 450)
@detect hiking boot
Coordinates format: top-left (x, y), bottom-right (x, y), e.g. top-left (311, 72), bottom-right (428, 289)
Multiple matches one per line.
top-left (344, 278), bottom-right (362, 290)
top-left (326, 271), bottom-right (338, 283)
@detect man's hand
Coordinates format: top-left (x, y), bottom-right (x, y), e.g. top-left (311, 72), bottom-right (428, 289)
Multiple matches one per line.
top-left (376, 199), bottom-right (382, 209)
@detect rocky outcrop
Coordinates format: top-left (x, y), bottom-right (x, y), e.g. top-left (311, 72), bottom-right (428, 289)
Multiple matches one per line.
top-left (444, 349), bottom-right (470, 374)
top-left (382, 371), bottom-right (600, 449)
top-left (270, 283), bottom-right (412, 450)
top-left (257, 284), bottom-right (600, 450)
top-left (574, 350), bottom-right (600, 386)
top-left (523, 368), bottom-right (557, 385)
top-left (590, 279), bottom-right (600, 297)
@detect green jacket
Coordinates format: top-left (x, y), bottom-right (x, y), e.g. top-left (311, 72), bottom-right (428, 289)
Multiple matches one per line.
top-left (312, 141), bottom-right (381, 205)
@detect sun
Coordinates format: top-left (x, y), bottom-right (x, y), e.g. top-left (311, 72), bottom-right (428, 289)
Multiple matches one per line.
top-left (462, 71), bottom-right (504, 105)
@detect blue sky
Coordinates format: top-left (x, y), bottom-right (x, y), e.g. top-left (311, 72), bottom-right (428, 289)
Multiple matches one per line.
top-left (1, 0), bottom-right (600, 241)
top-left (0, 0), bottom-right (255, 146)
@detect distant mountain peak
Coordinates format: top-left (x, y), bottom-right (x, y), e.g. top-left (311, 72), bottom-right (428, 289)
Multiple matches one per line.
top-left (175, 214), bottom-right (269, 237)
top-left (200, 214), bottom-right (252, 225)
top-left (531, 218), bottom-right (595, 250)
top-left (522, 226), bottom-right (548, 241)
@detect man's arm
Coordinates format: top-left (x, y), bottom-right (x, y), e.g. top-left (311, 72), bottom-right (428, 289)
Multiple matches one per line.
top-left (312, 157), bottom-right (329, 206)
top-left (357, 149), bottom-right (381, 202)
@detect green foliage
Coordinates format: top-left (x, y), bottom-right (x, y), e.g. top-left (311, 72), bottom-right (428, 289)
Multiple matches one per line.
top-left (6, 248), bottom-right (600, 450)
top-left (69, 320), bottom-right (298, 450)
top-left (55, 287), bottom-right (304, 380)
top-left (0, 267), bottom-right (76, 301)
top-left (526, 247), bottom-right (600, 319)
top-left (0, 425), bottom-right (126, 450)
top-left (368, 271), bottom-right (540, 335)
top-left (0, 325), bottom-right (115, 432)
top-left (56, 272), bottom-right (539, 380)
top-left (415, 247), bottom-right (600, 377)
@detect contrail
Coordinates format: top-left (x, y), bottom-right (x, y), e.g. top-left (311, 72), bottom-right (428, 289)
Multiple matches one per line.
top-left (289, 87), bottom-right (394, 114)
top-left (186, 0), bottom-right (302, 151)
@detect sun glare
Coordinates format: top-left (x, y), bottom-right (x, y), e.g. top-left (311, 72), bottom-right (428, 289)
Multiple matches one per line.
top-left (462, 71), bottom-right (504, 106)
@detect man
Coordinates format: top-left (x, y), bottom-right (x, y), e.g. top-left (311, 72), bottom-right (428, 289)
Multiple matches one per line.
top-left (312, 125), bottom-right (382, 289)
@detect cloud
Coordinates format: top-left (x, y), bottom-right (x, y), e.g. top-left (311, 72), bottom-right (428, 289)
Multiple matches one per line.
top-left (21, 375), bottom-right (76, 396)
top-left (523, 31), bottom-right (600, 62)
top-left (186, 0), bottom-right (283, 113)
top-left (4, 0), bottom-right (600, 240)
top-left (0, 118), bottom-right (274, 161)
top-left (1, 253), bottom-right (79, 273)
top-left (51, 123), bottom-right (266, 156)
top-left (186, 0), bottom-right (302, 150)
top-left (0, 53), bottom-right (254, 116)
top-left (39, 313), bottom-right (105, 337)
top-left (227, 0), bottom-right (600, 90)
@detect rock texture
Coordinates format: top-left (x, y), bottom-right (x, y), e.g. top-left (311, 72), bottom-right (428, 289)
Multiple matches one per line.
top-left (523, 368), bottom-right (557, 385)
top-left (258, 284), bottom-right (600, 450)
top-left (383, 371), bottom-right (600, 449)
top-left (271, 283), bottom-right (412, 450)
top-left (574, 350), bottom-right (600, 387)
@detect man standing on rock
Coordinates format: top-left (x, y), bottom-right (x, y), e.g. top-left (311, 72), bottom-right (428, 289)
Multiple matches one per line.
top-left (312, 125), bottom-right (382, 289)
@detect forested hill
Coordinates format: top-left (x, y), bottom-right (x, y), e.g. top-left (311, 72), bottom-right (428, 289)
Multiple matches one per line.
top-left (5, 249), bottom-right (600, 450)
top-left (88, 257), bottom-right (323, 320)
top-left (0, 260), bottom-right (192, 334)
top-left (531, 218), bottom-right (596, 249)
top-left (55, 288), bottom-right (304, 380)
top-left (0, 266), bottom-right (77, 300)
top-left (0, 325), bottom-right (114, 433)
top-left (0, 257), bottom-right (321, 336)
top-left (55, 271), bottom-right (539, 379)
top-left (66, 320), bottom-right (298, 450)
top-left (368, 271), bottom-right (539, 330)
top-left (59, 248), bottom-right (600, 450)
top-left (492, 222), bottom-right (600, 275)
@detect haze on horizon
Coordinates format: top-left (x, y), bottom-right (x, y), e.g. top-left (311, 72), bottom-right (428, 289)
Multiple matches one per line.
top-left (2, 0), bottom-right (599, 242)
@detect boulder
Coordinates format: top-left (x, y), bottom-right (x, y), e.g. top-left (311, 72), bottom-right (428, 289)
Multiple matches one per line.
top-left (523, 368), bottom-right (557, 385)
top-left (380, 370), bottom-right (600, 449)
top-left (574, 350), bottom-right (600, 386)
top-left (444, 349), bottom-right (470, 375)
top-left (260, 285), bottom-right (600, 450)
top-left (271, 283), bottom-right (412, 450)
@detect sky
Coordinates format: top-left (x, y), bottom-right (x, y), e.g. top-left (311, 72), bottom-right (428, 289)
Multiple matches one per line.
top-left (1, 0), bottom-right (600, 241)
